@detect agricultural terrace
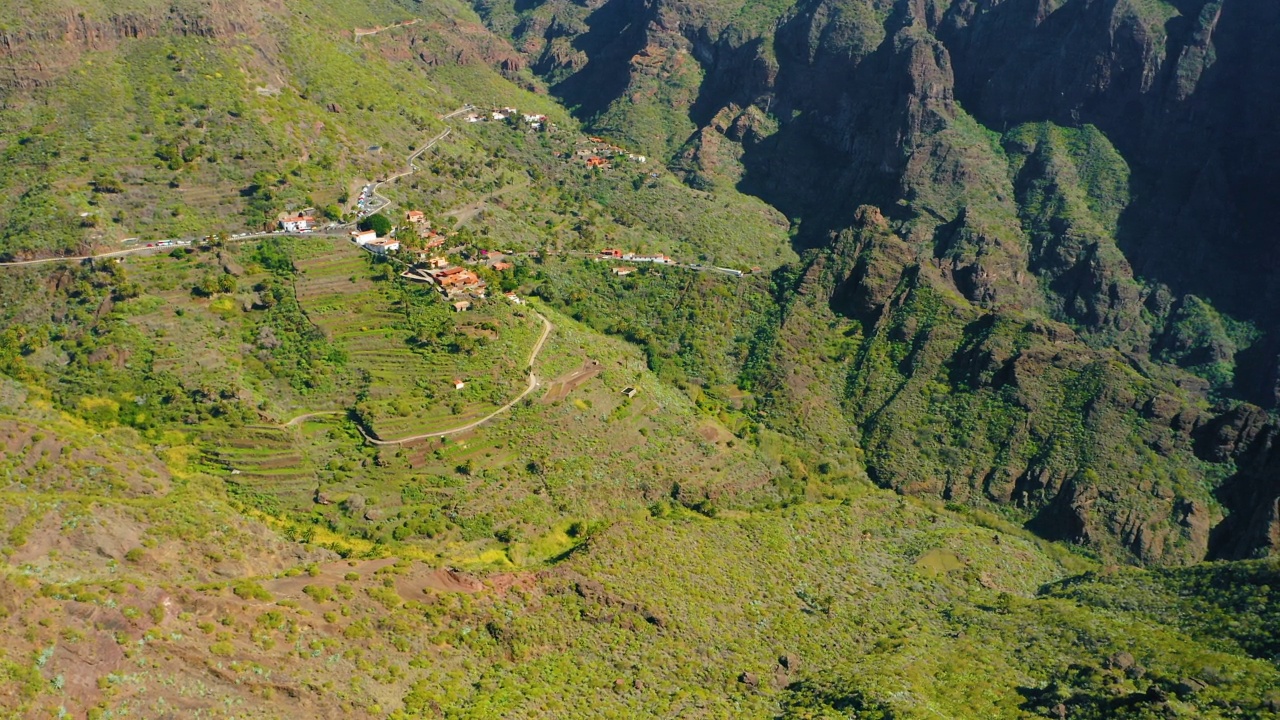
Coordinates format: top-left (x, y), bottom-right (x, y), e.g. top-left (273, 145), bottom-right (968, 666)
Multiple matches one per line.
top-left (286, 237), bottom-right (540, 439)
top-left (199, 300), bottom-right (808, 568)
top-left (1, 215), bottom-right (823, 571)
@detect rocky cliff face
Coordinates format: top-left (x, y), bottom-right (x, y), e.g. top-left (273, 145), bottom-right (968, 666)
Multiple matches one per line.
top-left (478, 0), bottom-right (1280, 563)
top-left (0, 0), bottom-right (525, 98)
top-left (0, 1), bottom-right (274, 93)
top-left (1198, 406), bottom-right (1280, 559)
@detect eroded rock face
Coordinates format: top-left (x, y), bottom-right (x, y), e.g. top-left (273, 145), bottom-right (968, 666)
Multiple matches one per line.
top-left (0, 2), bottom-right (271, 91)
top-left (482, 0), bottom-right (1280, 563)
top-left (1199, 408), bottom-right (1280, 559)
top-left (496, 0), bottom-right (1279, 344)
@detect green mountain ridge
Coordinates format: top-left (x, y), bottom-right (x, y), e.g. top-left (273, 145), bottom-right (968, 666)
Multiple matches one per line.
top-left (1, 0), bottom-right (1279, 717)
top-left (474, 0), bottom-right (1280, 564)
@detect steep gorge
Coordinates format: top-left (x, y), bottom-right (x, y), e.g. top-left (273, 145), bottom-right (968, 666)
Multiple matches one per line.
top-left (476, 0), bottom-right (1280, 563)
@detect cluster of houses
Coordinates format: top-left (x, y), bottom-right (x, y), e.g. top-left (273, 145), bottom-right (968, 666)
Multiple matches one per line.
top-left (397, 246), bottom-right (526, 310)
top-left (598, 247), bottom-right (758, 278)
top-left (600, 248), bottom-right (672, 265)
top-left (573, 138), bottom-right (647, 170)
top-left (464, 106), bottom-right (553, 132)
top-left (405, 210), bottom-right (447, 249)
top-left (352, 228), bottom-right (400, 255)
top-left (347, 210), bottom-right (450, 256)
top-left (400, 256), bottom-right (488, 307)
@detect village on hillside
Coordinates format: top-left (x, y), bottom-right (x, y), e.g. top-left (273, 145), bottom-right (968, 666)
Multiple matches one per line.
top-left (461, 104), bottom-right (650, 173)
top-left (265, 101), bottom-right (761, 328)
top-left (572, 137), bottom-right (648, 171)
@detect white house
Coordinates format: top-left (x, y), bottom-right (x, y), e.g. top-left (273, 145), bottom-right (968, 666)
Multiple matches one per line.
top-left (623, 253), bottom-right (671, 264)
top-left (280, 214), bottom-right (315, 232)
top-left (367, 238), bottom-right (400, 254)
top-left (352, 229), bottom-right (377, 245)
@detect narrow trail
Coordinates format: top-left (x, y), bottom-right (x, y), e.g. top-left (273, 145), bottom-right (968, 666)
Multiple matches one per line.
top-left (443, 177), bottom-right (530, 228)
top-left (273, 310), bottom-right (553, 444)
top-left (282, 411), bottom-right (346, 428)
top-left (359, 310), bottom-right (552, 445)
top-left (353, 18), bottom-right (420, 39)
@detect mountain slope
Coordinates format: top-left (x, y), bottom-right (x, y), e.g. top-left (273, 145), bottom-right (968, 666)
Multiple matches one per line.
top-left (0, 0), bottom-right (544, 257)
top-left (4, 0), bottom-right (1280, 718)
top-left (475, 0), bottom-right (1280, 563)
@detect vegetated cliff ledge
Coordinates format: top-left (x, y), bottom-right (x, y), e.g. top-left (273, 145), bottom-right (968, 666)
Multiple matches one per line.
top-left (0, 2), bottom-right (273, 92)
top-left (0, 1), bottom-right (525, 96)
top-left (478, 0), bottom-right (1280, 563)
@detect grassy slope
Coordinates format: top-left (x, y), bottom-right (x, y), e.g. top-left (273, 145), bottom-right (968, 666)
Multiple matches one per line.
top-left (0, 0), bottom-right (545, 257)
top-left (4, 238), bottom-right (1279, 718)
top-left (1, 0), bottom-right (1279, 718)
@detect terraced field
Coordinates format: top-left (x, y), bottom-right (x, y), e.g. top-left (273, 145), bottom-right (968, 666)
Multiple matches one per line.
top-left (291, 238), bottom-right (541, 439)
top-left (204, 427), bottom-right (311, 485)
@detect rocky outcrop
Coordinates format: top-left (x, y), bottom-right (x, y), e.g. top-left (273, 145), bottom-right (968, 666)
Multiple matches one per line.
top-left (0, 2), bottom-right (271, 92)
top-left (480, 0), bottom-right (1280, 562)
top-left (938, 0), bottom-right (1280, 341)
top-left (491, 0), bottom-right (1280, 380)
top-left (1197, 406), bottom-right (1280, 559)
top-left (556, 570), bottom-right (665, 627)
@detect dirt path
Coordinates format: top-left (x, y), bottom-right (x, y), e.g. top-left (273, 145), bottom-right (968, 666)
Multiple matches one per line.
top-left (443, 177), bottom-right (530, 228)
top-left (361, 309), bottom-right (552, 445)
top-left (281, 410), bottom-right (346, 428)
top-left (353, 18), bottom-right (420, 39)
top-left (271, 309), bottom-right (552, 444)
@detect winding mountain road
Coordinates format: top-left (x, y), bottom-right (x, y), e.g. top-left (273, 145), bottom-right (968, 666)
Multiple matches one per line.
top-left (357, 127), bottom-right (452, 221)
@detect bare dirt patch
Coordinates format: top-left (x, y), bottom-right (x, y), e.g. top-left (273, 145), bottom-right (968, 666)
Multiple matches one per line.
top-left (540, 359), bottom-right (602, 403)
top-left (459, 324), bottom-right (499, 340)
top-left (696, 421), bottom-right (733, 445)
top-left (395, 567), bottom-right (485, 600)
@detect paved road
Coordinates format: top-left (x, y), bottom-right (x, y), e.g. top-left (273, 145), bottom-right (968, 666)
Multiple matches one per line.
top-left (0, 231), bottom-right (349, 268)
top-left (0, 246), bottom-right (169, 267)
top-left (3, 123), bottom-right (457, 265)
top-left (440, 104), bottom-right (475, 120)
top-left (356, 128), bottom-right (452, 222)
